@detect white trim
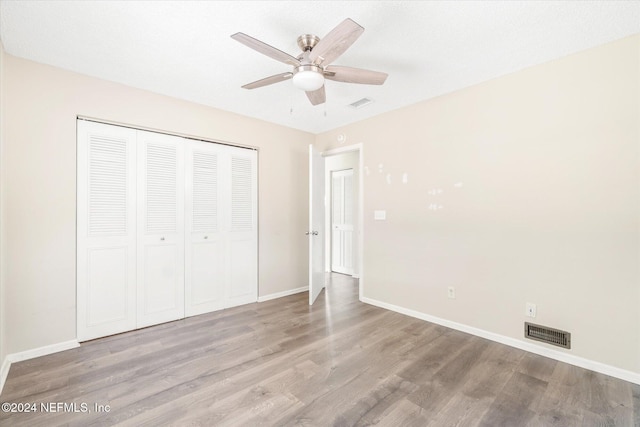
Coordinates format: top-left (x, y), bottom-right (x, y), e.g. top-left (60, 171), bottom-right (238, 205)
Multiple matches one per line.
top-left (77, 116), bottom-right (259, 152)
top-left (361, 297), bottom-right (640, 386)
top-left (322, 144), bottom-right (362, 157)
top-left (0, 340), bottom-right (80, 395)
top-left (0, 356), bottom-right (10, 394)
top-left (258, 286), bottom-right (307, 302)
top-left (6, 340), bottom-right (80, 364)
top-left (0, 38), bottom-right (5, 403)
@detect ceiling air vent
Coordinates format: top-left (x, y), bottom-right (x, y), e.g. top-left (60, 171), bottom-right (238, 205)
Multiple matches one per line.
top-left (525, 322), bottom-right (571, 349)
top-left (349, 97), bottom-right (373, 109)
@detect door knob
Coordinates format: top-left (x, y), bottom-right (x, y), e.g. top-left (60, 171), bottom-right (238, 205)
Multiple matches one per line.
top-left (160, 237), bottom-right (165, 241)
top-left (312, 231), bottom-right (319, 236)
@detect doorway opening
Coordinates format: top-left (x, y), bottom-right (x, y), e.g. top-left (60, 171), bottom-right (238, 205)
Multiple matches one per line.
top-left (322, 144), bottom-right (363, 300)
top-left (308, 143), bottom-right (363, 305)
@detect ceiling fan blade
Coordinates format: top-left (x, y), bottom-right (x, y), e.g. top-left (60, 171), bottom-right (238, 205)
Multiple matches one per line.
top-left (306, 85), bottom-right (326, 106)
top-left (308, 18), bottom-right (364, 66)
top-left (324, 65), bottom-right (388, 85)
top-left (241, 72), bottom-right (293, 89)
top-left (231, 32), bottom-right (300, 67)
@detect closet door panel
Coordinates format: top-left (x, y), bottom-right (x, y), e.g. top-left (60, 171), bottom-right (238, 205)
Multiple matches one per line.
top-left (137, 131), bottom-right (185, 328)
top-left (185, 142), bottom-right (226, 316)
top-left (226, 150), bottom-right (258, 308)
top-left (77, 121), bottom-right (137, 341)
top-left (228, 240), bottom-right (256, 302)
top-left (189, 240), bottom-right (225, 311)
top-left (143, 244), bottom-right (179, 312)
top-left (86, 247), bottom-right (130, 324)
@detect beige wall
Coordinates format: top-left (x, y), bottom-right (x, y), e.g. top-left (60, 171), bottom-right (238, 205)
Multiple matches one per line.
top-left (2, 54), bottom-right (312, 355)
top-left (316, 35), bottom-right (640, 373)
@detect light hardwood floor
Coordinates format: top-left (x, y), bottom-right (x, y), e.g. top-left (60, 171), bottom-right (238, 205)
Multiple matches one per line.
top-left (1, 274), bottom-right (639, 426)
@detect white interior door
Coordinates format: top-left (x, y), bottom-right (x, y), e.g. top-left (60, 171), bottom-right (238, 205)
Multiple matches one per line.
top-left (77, 120), bottom-right (137, 341)
top-left (331, 169), bottom-right (354, 275)
top-left (136, 130), bottom-right (185, 328)
top-left (309, 145), bottom-right (325, 305)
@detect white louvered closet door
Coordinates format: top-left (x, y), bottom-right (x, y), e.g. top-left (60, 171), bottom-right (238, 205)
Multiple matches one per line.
top-left (185, 143), bottom-right (257, 312)
top-left (78, 121), bottom-right (257, 341)
top-left (185, 141), bottom-right (225, 316)
top-left (77, 121), bottom-right (137, 341)
top-left (226, 148), bottom-right (258, 308)
top-left (136, 130), bottom-right (185, 328)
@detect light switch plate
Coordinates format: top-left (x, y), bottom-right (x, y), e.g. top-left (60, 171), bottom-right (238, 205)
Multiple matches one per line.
top-left (374, 210), bottom-right (386, 220)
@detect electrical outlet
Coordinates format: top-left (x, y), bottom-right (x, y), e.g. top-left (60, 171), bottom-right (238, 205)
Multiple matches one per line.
top-left (526, 303), bottom-right (537, 318)
top-left (447, 287), bottom-right (456, 299)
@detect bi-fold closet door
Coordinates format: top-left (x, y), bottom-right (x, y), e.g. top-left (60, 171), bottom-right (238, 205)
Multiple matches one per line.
top-left (184, 140), bottom-right (258, 317)
top-left (77, 120), bottom-right (257, 341)
top-left (136, 130), bottom-right (186, 329)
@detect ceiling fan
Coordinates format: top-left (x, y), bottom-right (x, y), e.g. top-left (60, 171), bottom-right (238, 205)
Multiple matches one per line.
top-left (231, 18), bottom-right (388, 106)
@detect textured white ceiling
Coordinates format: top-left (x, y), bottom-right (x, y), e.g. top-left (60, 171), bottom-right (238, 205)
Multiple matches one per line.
top-left (1, 1), bottom-right (639, 134)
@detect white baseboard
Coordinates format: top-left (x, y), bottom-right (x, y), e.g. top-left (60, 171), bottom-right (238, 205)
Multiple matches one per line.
top-left (7, 340), bottom-right (80, 364)
top-left (0, 356), bottom-right (10, 395)
top-left (258, 286), bottom-right (307, 303)
top-left (361, 297), bottom-right (640, 386)
top-left (0, 340), bottom-right (80, 395)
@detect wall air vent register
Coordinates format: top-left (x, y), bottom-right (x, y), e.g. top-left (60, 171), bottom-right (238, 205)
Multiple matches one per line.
top-left (525, 322), bottom-right (571, 349)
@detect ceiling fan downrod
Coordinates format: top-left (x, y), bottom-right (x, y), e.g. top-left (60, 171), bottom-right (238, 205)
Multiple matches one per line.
top-left (297, 34), bottom-right (320, 52)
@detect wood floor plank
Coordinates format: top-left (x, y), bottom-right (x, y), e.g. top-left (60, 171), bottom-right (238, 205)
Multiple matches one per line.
top-left (277, 333), bottom-right (419, 425)
top-left (404, 337), bottom-right (492, 419)
top-left (633, 385), bottom-right (640, 426)
top-left (478, 371), bottom-right (548, 426)
top-left (336, 375), bottom-right (421, 426)
top-left (517, 352), bottom-right (558, 383)
top-left (425, 343), bottom-right (524, 426)
top-left (1, 274), bottom-right (638, 426)
top-left (376, 398), bottom-right (433, 427)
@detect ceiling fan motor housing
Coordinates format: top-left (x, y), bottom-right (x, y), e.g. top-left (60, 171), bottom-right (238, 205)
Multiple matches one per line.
top-left (297, 34), bottom-right (320, 52)
top-left (293, 35), bottom-right (324, 91)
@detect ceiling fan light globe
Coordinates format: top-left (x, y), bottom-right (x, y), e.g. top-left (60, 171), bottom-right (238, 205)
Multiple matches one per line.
top-left (293, 70), bottom-right (325, 91)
